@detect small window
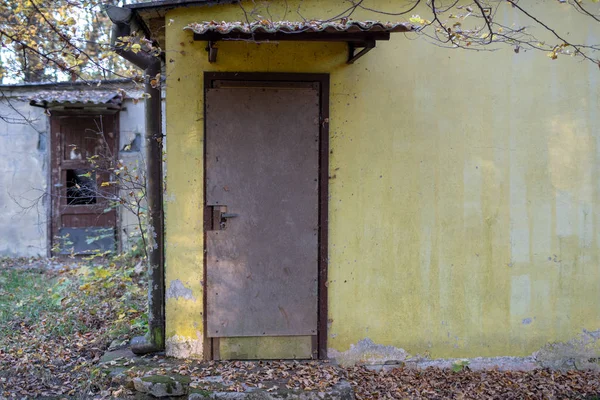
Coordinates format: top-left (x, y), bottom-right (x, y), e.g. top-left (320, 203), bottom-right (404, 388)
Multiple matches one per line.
top-left (66, 169), bottom-right (97, 205)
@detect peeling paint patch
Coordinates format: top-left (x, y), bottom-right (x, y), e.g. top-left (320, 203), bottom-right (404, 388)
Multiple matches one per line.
top-left (407, 356), bottom-right (538, 372)
top-left (534, 329), bottom-right (600, 371)
top-left (166, 331), bottom-right (203, 359)
top-left (166, 279), bottom-right (196, 301)
top-left (328, 338), bottom-right (409, 367)
top-left (164, 193), bottom-right (177, 202)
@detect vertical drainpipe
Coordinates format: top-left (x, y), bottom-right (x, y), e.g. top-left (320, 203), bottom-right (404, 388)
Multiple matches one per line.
top-left (106, 5), bottom-right (165, 354)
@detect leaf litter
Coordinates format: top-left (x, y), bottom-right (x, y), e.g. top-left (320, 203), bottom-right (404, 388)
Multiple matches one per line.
top-left (103, 357), bottom-right (600, 399)
top-left (347, 366), bottom-right (600, 399)
top-left (1, 257), bottom-right (600, 399)
top-left (0, 256), bottom-right (147, 398)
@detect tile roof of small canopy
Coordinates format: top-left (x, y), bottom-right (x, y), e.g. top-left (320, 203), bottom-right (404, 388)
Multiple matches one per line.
top-left (29, 90), bottom-right (125, 110)
top-left (186, 20), bottom-right (413, 36)
top-left (185, 20), bottom-right (413, 64)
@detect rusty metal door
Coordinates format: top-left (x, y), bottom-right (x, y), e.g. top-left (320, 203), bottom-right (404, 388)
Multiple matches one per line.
top-left (50, 115), bottom-right (118, 255)
top-left (205, 84), bottom-right (320, 358)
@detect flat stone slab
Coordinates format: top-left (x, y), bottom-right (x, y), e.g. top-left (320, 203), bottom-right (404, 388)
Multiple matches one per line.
top-left (133, 375), bottom-right (189, 397)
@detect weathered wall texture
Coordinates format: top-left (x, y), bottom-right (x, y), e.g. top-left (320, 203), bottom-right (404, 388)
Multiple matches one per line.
top-left (164, 1), bottom-right (600, 359)
top-left (0, 91), bottom-right (48, 257)
top-left (117, 98), bottom-right (147, 252)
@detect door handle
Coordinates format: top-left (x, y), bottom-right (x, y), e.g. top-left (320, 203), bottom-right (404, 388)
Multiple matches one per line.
top-left (221, 213), bottom-right (238, 219)
top-left (205, 206), bottom-right (238, 231)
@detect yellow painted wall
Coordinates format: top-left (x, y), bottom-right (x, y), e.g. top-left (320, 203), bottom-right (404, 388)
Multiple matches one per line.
top-left (163, 1), bottom-right (600, 359)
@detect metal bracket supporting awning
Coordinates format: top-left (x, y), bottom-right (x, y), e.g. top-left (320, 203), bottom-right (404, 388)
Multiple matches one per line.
top-left (347, 39), bottom-right (376, 64)
top-left (207, 41), bottom-right (218, 63)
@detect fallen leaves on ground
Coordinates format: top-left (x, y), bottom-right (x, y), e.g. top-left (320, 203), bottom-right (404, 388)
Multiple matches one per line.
top-left (2, 258), bottom-right (600, 399)
top-left (348, 366), bottom-right (600, 399)
top-left (0, 258), bottom-right (147, 398)
top-left (99, 355), bottom-right (600, 400)
top-left (147, 360), bottom-right (345, 393)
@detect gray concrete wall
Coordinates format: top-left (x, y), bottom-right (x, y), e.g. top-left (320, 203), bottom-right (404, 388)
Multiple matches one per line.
top-left (118, 99), bottom-right (147, 252)
top-left (0, 91), bottom-right (49, 257)
top-left (117, 95), bottom-right (166, 254)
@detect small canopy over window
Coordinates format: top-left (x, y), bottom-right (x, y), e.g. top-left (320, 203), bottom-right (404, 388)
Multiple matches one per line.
top-left (185, 20), bottom-right (413, 64)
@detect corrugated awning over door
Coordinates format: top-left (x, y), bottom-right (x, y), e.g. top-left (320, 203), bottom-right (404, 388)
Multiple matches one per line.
top-left (185, 20), bottom-right (414, 64)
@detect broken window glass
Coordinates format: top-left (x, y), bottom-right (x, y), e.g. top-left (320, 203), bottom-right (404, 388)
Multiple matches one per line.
top-left (66, 169), bottom-right (97, 205)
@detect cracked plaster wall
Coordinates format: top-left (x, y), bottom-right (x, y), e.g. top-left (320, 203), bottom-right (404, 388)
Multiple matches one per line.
top-left (166, 332), bottom-right (204, 359)
top-left (165, 277), bottom-right (204, 359)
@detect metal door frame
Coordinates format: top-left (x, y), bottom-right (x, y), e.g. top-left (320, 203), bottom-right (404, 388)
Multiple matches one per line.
top-left (203, 72), bottom-right (330, 359)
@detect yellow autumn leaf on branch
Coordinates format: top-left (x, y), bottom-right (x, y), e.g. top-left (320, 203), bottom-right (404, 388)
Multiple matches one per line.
top-left (409, 15), bottom-right (426, 25)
